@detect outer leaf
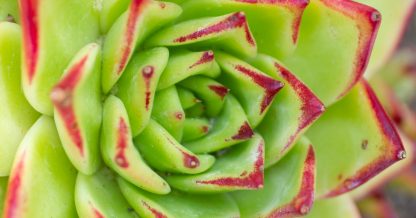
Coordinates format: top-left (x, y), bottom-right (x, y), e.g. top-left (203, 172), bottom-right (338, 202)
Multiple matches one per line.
top-left (307, 80), bottom-right (405, 197)
top-left (100, 0), bottom-right (130, 33)
top-left (0, 0), bottom-right (18, 22)
top-left (0, 22), bottom-right (39, 176)
top-left (305, 195), bottom-right (360, 218)
top-left (249, 54), bottom-right (325, 167)
top-left (19, 0), bottom-right (101, 115)
top-left (359, 0), bottom-right (416, 76)
top-left (101, 0), bottom-right (181, 93)
top-left (101, 95), bottom-right (170, 194)
top-left (231, 137), bottom-right (315, 218)
top-left (51, 43), bottom-right (102, 175)
top-left (2, 116), bottom-right (78, 218)
top-left (282, 0), bottom-right (381, 105)
top-left (75, 168), bottom-right (138, 218)
top-left (178, 0), bottom-right (309, 58)
top-left (118, 178), bottom-right (240, 218)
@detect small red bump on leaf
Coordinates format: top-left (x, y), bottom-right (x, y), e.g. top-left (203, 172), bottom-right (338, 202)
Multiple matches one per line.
top-left (196, 141), bottom-right (264, 188)
top-left (142, 201), bottom-right (167, 218)
top-left (115, 118), bottom-right (129, 168)
top-left (208, 85), bottom-right (229, 99)
top-left (189, 51), bottom-right (215, 69)
top-left (235, 65), bottom-right (284, 113)
top-left (175, 112), bottom-right (184, 120)
top-left (202, 125), bottom-right (209, 133)
top-left (3, 154), bottom-right (25, 218)
top-left (165, 134), bottom-right (200, 168)
top-left (174, 12), bottom-right (255, 46)
top-left (232, 122), bottom-right (254, 140)
top-left (142, 66), bottom-right (154, 111)
top-left (20, 0), bottom-right (39, 83)
top-left (117, 0), bottom-right (149, 74)
top-left (51, 56), bottom-right (89, 156)
top-left (268, 145), bottom-right (315, 217)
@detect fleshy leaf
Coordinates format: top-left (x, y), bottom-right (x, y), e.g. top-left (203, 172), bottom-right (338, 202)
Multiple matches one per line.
top-left (0, 177), bottom-right (7, 214)
top-left (51, 43), bottom-right (102, 175)
top-left (117, 47), bottom-right (169, 136)
top-left (101, 0), bottom-right (181, 93)
top-left (282, 0), bottom-right (381, 105)
top-left (184, 95), bottom-right (254, 153)
top-left (216, 52), bottom-right (284, 128)
top-left (305, 195), bottom-right (360, 218)
top-left (249, 54), bottom-right (325, 167)
top-left (177, 87), bottom-right (201, 109)
top-left (182, 118), bottom-right (211, 142)
top-left (100, 0), bottom-right (130, 33)
top-left (134, 119), bottom-right (215, 174)
top-left (178, 0), bottom-right (309, 58)
top-left (19, 0), bottom-right (101, 115)
top-left (101, 95), bottom-right (170, 194)
top-left (306, 80), bottom-right (405, 197)
top-left (2, 116), bottom-right (78, 218)
top-left (118, 178), bottom-right (240, 218)
top-left (157, 50), bottom-right (220, 90)
top-left (231, 137), bottom-right (315, 218)
top-left (0, 0), bottom-right (18, 22)
top-left (75, 168), bottom-right (138, 218)
top-left (0, 22), bottom-right (39, 176)
top-left (145, 12), bottom-right (257, 58)
top-left (165, 133), bottom-right (265, 193)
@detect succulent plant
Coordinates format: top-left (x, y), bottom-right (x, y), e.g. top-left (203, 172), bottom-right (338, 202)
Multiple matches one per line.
top-left (0, 0), bottom-right (413, 217)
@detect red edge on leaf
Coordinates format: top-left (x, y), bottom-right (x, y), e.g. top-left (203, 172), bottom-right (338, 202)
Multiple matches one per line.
top-left (267, 145), bottom-right (315, 217)
top-left (189, 51), bottom-right (215, 69)
top-left (142, 201), bottom-right (168, 218)
top-left (324, 81), bottom-right (405, 197)
top-left (319, 0), bottom-right (381, 99)
top-left (115, 117), bottom-right (130, 168)
top-left (235, 64), bottom-right (284, 113)
top-left (173, 12), bottom-right (256, 46)
top-left (89, 202), bottom-right (105, 218)
top-left (117, 0), bottom-right (149, 75)
top-left (142, 65), bottom-right (154, 111)
top-left (19, 0), bottom-right (39, 84)
top-left (196, 140), bottom-right (264, 189)
top-left (233, 0), bottom-right (309, 43)
top-left (51, 55), bottom-right (89, 156)
top-left (3, 153), bottom-right (26, 218)
top-left (208, 85), bottom-right (230, 100)
top-left (232, 121), bottom-right (255, 140)
top-left (274, 63), bottom-right (325, 153)
top-left (165, 134), bottom-right (200, 169)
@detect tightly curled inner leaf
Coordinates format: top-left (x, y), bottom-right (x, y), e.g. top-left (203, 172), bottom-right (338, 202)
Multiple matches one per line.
top-left (0, 0), bottom-right (407, 217)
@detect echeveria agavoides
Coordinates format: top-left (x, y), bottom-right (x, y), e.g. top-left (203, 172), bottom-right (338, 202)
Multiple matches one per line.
top-left (0, 0), bottom-right (411, 217)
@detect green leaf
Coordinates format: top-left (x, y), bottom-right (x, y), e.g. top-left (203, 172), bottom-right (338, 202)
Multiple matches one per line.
top-left (231, 137), bottom-right (315, 218)
top-left (101, 95), bottom-right (170, 194)
top-left (51, 43), bottom-right (102, 175)
top-left (100, 0), bottom-right (130, 33)
top-left (75, 168), bottom-right (138, 218)
top-left (0, 0), bottom-right (18, 22)
top-left (0, 177), bottom-right (7, 214)
top-left (305, 195), bottom-right (360, 218)
top-left (182, 118), bottom-right (211, 142)
top-left (0, 22), bottom-right (39, 176)
top-left (118, 177), bottom-right (240, 218)
top-left (2, 116), bottom-right (78, 218)
top-left (20, 0), bottom-right (101, 115)
top-left (306, 80), bottom-right (405, 197)
top-left (282, 0), bottom-right (381, 105)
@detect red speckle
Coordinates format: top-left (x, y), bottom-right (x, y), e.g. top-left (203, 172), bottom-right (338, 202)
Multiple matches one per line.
top-left (115, 118), bottom-right (129, 168)
top-left (320, 0), bottom-right (381, 99)
top-left (232, 122), bottom-right (254, 140)
top-left (202, 125), bottom-right (209, 133)
top-left (189, 51), bottom-right (215, 69)
top-left (174, 12), bottom-right (255, 46)
top-left (233, 0), bottom-right (309, 42)
top-left (275, 63), bottom-right (324, 153)
top-left (268, 145), bottom-right (315, 217)
top-left (175, 112), bottom-right (184, 120)
top-left (3, 154), bottom-right (25, 218)
top-left (159, 2), bottom-right (166, 8)
top-left (142, 66), bottom-right (154, 111)
top-left (362, 139), bottom-right (368, 150)
top-left (165, 134), bottom-right (200, 168)
top-left (235, 65), bottom-right (284, 113)
top-left (20, 0), bottom-right (39, 83)
top-left (208, 85), bottom-right (229, 100)
top-left (117, 0), bottom-right (149, 74)
top-left (324, 81), bottom-right (404, 197)
top-left (196, 141), bottom-right (264, 188)
top-left (142, 201), bottom-right (167, 218)
top-left (51, 56), bottom-right (89, 156)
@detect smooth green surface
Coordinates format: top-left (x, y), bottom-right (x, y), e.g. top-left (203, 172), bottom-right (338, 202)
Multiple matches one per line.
top-left (305, 195), bottom-right (360, 218)
top-left (100, 0), bottom-right (130, 33)
top-left (0, 0), bottom-right (18, 22)
top-left (0, 176), bottom-right (7, 214)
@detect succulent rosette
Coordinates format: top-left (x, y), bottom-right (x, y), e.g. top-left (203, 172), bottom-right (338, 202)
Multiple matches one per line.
top-left (0, 0), bottom-right (413, 217)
